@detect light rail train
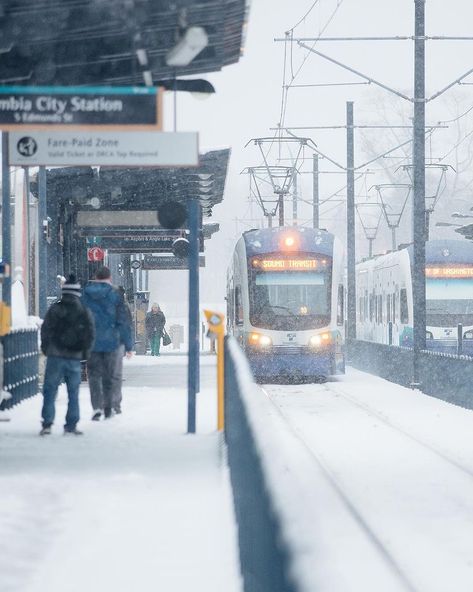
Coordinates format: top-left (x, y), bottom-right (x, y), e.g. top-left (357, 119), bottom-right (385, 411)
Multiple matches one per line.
top-left (356, 239), bottom-right (473, 354)
top-left (227, 227), bottom-right (346, 382)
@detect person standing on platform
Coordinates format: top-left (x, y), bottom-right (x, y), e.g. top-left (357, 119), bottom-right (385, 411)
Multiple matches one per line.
top-left (145, 303), bottom-right (166, 356)
top-left (40, 275), bottom-right (95, 436)
top-left (83, 267), bottom-right (133, 420)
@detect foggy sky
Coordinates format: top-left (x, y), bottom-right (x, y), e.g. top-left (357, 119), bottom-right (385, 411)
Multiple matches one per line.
top-left (150, 0), bottom-right (473, 310)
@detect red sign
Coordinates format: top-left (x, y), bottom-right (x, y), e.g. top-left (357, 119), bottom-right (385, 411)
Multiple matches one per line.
top-left (87, 247), bottom-right (105, 262)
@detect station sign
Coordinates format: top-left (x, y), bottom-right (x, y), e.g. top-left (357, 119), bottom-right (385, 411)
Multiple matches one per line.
top-left (0, 85), bottom-right (161, 130)
top-left (141, 255), bottom-right (206, 270)
top-left (8, 130), bottom-right (198, 167)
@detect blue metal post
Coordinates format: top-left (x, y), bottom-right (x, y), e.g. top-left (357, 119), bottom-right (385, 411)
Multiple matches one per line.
top-left (1, 132), bottom-right (11, 306)
top-left (187, 198), bottom-right (200, 433)
top-left (38, 166), bottom-right (48, 317)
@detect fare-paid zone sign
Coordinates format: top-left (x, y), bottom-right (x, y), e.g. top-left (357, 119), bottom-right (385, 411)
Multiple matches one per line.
top-left (0, 85), bottom-right (161, 129)
top-left (8, 131), bottom-right (199, 167)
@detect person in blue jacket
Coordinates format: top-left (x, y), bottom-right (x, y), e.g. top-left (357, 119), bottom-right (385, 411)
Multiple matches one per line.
top-left (82, 266), bottom-right (133, 420)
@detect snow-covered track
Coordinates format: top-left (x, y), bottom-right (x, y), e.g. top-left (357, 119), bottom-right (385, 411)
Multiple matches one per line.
top-left (260, 368), bottom-right (473, 592)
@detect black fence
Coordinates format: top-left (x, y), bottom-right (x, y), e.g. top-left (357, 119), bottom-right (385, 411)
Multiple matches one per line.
top-left (0, 328), bottom-right (40, 410)
top-left (224, 337), bottom-right (298, 592)
top-left (348, 339), bottom-right (473, 410)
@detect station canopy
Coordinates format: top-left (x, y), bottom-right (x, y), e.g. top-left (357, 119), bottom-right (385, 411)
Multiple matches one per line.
top-left (0, 0), bottom-right (248, 85)
top-left (44, 149), bottom-right (230, 218)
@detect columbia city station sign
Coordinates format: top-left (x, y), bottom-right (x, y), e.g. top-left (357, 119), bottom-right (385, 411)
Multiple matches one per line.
top-left (0, 86), bottom-right (200, 168)
top-left (0, 86), bottom-right (161, 129)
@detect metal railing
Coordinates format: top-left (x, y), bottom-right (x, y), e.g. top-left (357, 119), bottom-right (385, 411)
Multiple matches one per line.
top-left (0, 328), bottom-right (39, 410)
top-left (348, 339), bottom-right (473, 410)
top-left (224, 337), bottom-right (298, 592)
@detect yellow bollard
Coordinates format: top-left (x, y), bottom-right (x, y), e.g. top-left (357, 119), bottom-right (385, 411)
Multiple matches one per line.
top-left (204, 310), bottom-right (225, 431)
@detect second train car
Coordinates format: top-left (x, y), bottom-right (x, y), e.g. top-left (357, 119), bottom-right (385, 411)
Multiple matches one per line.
top-left (356, 238), bottom-right (473, 354)
top-left (226, 227), bottom-right (345, 382)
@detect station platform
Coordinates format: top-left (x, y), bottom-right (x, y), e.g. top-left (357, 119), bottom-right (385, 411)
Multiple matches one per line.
top-left (0, 355), bottom-right (241, 592)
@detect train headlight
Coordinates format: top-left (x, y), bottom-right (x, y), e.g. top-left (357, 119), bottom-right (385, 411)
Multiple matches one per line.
top-left (426, 331), bottom-right (434, 340)
top-left (464, 330), bottom-right (473, 339)
top-left (248, 332), bottom-right (272, 348)
top-left (309, 332), bottom-right (331, 347)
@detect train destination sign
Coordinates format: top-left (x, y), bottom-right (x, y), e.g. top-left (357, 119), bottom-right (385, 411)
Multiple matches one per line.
top-left (426, 266), bottom-right (473, 278)
top-left (252, 258), bottom-right (324, 271)
top-left (8, 130), bottom-right (198, 167)
top-left (0, 85), bottom-right (161, 130)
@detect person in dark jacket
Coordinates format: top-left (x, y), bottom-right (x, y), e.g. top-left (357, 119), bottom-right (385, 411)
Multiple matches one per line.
top-left (145, 303), bottom-right (166, 356)
top-left (40, 275), bottom-right (95, 436)
top-left (82, 267), bottom-right (133, 420)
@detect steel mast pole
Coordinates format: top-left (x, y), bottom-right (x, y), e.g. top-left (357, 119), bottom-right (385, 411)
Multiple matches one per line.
top-left (413, 0), bottom-right (426, 386)
top-left (187, 197), bottom-right (200, 433)
top-left (346, 101), bottom-right (356, 341)
top-left (38, 166), bottom-right (48, 318)
top-left (278, 194), bottom-right (284, 227)
top-left (1, 133), bottom-right (11, 307)
top-left (313, 154), bottom-right (319, 228)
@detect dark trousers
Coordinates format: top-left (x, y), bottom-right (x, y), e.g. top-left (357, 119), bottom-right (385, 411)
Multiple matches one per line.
top-left (42, 356), bottom-right (81, 429)
top-left (87, 349), bottom-right (123, 412)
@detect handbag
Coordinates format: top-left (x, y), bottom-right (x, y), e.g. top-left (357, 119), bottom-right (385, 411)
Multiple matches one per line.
top-left (162, 328), bottom-right (171, 347)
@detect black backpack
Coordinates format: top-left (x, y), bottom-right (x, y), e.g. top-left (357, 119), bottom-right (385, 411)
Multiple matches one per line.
top-left (51, 299), bottom-right (89, 352)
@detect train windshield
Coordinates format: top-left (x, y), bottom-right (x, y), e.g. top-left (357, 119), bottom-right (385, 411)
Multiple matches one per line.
top-left (426, 278), bottom-right (473, 327)
top-left (249, 257), bottom-right (331, 330)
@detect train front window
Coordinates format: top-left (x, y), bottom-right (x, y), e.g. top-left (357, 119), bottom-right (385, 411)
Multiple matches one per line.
top-left (250, 267), bottom-right (331, 330)
top-left (426, 278), bottom-right (473, 327)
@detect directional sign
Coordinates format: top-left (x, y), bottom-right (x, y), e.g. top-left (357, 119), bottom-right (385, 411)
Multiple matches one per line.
top-left (87, 247), bottom-right (105, 262)
top-left (96, 234), bottom-right (204, 253)
top-left (142, 255), bottom-right (206, 270)
top-left (8, 131), bottom-right (198, 167)
top-left (0, 86), bottom-right (161, 130)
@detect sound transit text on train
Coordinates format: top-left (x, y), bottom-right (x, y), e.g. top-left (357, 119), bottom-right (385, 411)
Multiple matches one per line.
top-left (252, 258), bottom-right (325, 271)
top-left (426, 266), bottom-right (473, 278)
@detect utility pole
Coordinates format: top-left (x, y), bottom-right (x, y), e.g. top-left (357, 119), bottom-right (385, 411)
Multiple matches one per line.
top-left (292, 170), bottom-right (298, 226)
top-left (413, 0), bottom-right (426, 385)
top-left (313, 154), bottom-right (319, 228)
top-left (346, 101), bottom-right (356, 341)
top-left (278, 194), bottom-right (285, 227)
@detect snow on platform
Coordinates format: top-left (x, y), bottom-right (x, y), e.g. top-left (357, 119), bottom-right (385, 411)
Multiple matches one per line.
top-left (0, 355), bottom-right (241, 592)
top-left (263, 368), bottom-right (473, 592)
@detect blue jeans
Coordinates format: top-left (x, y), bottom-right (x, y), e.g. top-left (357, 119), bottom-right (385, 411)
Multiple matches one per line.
top-left (41, 356), bottom-right (81, 429)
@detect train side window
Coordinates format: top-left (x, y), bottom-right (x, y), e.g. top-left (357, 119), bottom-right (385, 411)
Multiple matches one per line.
top-left (387, 294), bottom-right (391, 323)
top-left (235, 286), bottom-right (243, 326)
top-left (400, 289), bottom-right (408, 324)
top-left (370, 292), bottom-right (375, 322)
top-left (337, 285), bottom-right (344, 326)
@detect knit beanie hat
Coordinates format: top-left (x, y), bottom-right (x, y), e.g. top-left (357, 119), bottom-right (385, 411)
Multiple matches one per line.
top-left (62, 274), bottom-right (81, 297)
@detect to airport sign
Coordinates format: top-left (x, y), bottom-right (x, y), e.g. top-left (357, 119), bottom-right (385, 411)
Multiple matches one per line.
top-left (141, 255), bottom-right (206, 270)
top-left (0, 85), bottom-right (161, 130)
top-left (94, 233), bottom-right (204, 253)
top-left (8, 130), bottom-right (199, 167)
